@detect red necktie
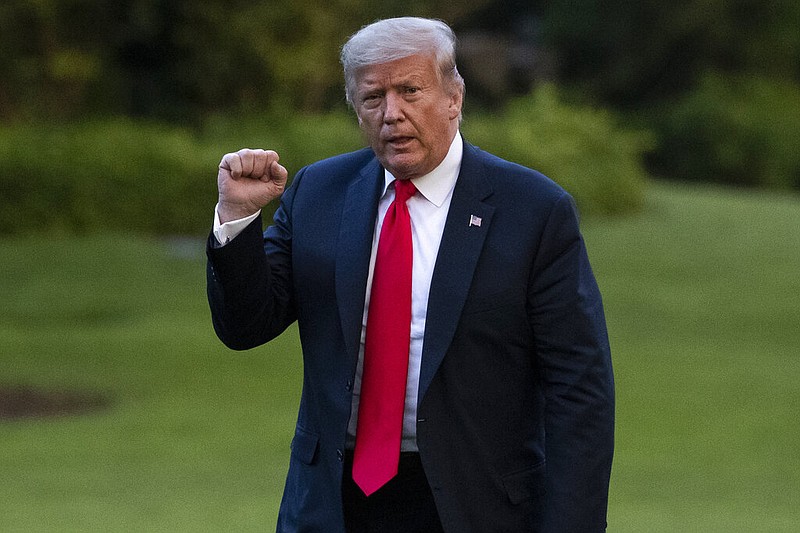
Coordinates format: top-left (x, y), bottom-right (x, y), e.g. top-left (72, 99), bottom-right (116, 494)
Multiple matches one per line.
top-left (352, 179), bottom-right (416, 496)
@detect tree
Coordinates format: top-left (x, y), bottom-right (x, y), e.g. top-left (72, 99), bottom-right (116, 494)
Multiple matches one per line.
top-left (540, 0), bottom-right (800, 106)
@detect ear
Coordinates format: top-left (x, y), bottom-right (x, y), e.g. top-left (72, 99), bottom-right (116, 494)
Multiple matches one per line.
top-left (448, 89), bottom-right (463, 121)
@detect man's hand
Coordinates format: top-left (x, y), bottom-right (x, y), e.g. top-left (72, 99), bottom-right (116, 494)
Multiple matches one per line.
top-left (217, 149), bottom-right (288, 223)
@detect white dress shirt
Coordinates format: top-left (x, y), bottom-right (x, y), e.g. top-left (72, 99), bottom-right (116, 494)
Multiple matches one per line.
top-left (213, 133), bottom-right (464, 452)
top-left (348, 133), bottom-right (462, 451)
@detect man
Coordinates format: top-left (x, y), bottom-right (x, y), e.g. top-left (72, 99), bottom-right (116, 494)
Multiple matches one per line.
top-left (207, 17), bottom-right (614, 533)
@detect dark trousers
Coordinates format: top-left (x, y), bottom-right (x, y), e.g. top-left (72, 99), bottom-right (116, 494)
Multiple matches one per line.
top-left (342, 452), bottom-right (445, 533)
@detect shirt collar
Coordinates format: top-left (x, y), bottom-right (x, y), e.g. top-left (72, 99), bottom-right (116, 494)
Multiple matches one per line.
top-left (382, 131), bottom-right (463, 207)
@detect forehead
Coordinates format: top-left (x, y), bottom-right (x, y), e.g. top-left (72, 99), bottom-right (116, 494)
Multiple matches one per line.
top-left (355, 54), bottom-right (438, 88)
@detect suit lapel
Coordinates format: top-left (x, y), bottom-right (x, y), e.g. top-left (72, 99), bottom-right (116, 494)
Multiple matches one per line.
top-left (336, 158), bottom-right (383, 367)
top-left (419, 144), bottom-right (495, 401)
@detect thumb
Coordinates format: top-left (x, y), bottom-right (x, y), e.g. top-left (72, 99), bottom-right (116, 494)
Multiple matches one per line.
top-left (270, 160), bottom-right (289, 187)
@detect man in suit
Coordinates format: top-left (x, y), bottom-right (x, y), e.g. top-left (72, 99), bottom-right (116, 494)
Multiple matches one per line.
top-left (207, 17), bottom-right (614, 533)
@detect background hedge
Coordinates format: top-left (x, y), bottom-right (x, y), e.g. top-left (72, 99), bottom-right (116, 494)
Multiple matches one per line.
top-left (1, 92), bottom-right (651, 236)
top-left (464, 86), bottom-right (652, 215)
top-left (647, 73), bottom-right (800, 190)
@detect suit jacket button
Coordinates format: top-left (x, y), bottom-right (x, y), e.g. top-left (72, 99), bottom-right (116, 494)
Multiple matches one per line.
top-left (337, 449), bottom-right (344, 462)
top-left (345, 380), bottom-right (353, 391)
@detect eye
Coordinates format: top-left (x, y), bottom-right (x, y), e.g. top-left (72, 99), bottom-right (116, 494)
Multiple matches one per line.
top-left (404, 86), bottom-right (420, 95)
top-left (361, 93), bottom-right (382, 109)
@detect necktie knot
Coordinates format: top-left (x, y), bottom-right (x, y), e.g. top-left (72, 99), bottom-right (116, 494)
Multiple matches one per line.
top-left (394, 179), bottom-right (416, 203)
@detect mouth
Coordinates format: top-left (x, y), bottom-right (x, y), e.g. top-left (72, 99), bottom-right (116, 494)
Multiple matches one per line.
top-left (384, 135), bottom-right (415, 150)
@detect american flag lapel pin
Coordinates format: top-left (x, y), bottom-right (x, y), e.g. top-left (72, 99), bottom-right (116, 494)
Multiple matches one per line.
top-left (469, 214), bottom-right (482, 227)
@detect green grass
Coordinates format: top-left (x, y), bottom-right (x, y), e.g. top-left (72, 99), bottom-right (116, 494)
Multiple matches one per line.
top-left (1, 181), bottom-right (798, 531)
top-left (588, 182), bottom-right (800, 532)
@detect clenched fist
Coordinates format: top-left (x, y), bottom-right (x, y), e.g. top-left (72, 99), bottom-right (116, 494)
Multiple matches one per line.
top-left (217, 149), bottom-right (289, 223)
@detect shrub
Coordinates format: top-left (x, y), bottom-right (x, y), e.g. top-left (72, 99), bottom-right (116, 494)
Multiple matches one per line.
top-left (0, 114), bottom-right (364, 236)
top-left (648, 73), bottom-right (800, 189)
top-left (0, 119), bottom-right (220, 235)
top-left (463, 85), bottom-right (652, 215)
top-left (198, 109), bottom-right (364, 224)
top-left (1, 96), bottom-right (648, 236)
top-left (199, 109), bottom-right (363, 178)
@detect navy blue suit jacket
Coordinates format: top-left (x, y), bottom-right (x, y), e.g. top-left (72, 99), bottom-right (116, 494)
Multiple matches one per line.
top-left (207, 141), bottom-right (615, 532)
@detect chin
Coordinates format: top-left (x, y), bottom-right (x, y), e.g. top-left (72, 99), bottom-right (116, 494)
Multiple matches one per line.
top-left (385, 156), bottom-right (423, 178)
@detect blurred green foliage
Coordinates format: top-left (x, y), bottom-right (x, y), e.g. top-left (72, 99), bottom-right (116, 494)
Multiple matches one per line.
top-left (2, 0), bottom-right (799, 220)
top-left (0, 114), bottom-right (366, 236)
top-left (0, 0), bottom-right (491, 120)
top-left (537, 0), bottom-right (800, 191)
top-left (1, 90), bottom-right (651, 235)
top-left (0, 119), bottom-right (218, 235)
top-left (648, 73), bottom-right (800, 189)
top-left (464, 86), bottom-right (652, 215)
top-left (199, 110), bottom-right (364, 178)
top-left (3, 0), bottom-right (797, 119)
top-left (541, 0), bottom-right (800, 105)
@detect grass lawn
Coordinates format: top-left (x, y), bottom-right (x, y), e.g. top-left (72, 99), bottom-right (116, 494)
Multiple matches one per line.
top-left (1, 180), bottom-right (798, 531)
top-left (587, 182), bottom-right (800, 531)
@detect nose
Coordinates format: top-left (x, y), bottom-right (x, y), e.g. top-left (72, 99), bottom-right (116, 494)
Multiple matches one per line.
top-left (383, 92), bottom-right (405, 124)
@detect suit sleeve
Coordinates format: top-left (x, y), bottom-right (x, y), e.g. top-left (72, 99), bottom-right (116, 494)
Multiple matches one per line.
top-left (206, 171), bottom-right (301, 351)
top-left (528, 192), bottom-right (615, 532)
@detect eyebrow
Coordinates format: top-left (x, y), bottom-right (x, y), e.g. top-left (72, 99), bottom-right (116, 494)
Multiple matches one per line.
top-left (363, 76), bottom-right (427, 94)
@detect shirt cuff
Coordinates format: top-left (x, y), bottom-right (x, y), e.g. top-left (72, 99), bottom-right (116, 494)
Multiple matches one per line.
top-left (212, 204), bottom-right (261, 246)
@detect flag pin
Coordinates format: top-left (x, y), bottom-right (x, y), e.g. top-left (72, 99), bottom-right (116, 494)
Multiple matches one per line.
top-left (469, 214), bottom-right (482, 227)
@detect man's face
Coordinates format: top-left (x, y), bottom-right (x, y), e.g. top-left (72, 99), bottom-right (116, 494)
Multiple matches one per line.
top-left (354, 54), bottom-right (462, 180)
